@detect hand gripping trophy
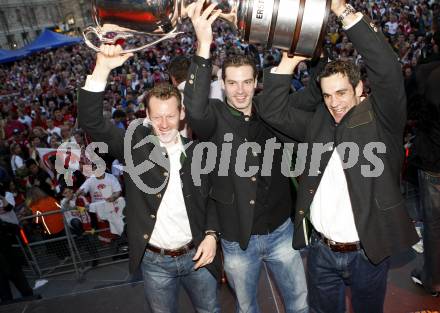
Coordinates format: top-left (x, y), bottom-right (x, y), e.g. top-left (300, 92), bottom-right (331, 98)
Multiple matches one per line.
top-left (83, 0), bottom-right (330, 57)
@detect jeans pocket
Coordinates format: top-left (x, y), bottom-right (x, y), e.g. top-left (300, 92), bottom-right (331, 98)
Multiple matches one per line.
top-left (220, 239), bottom-right (240, 254)
top-left (143, 249), bottom-right (160, 264)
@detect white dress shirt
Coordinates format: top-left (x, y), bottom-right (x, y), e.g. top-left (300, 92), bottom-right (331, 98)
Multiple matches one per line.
top-left (310, 150), bottom-right (359, 243)
top-left (149, 136), bottom-right (193, 249)
top-left (308, 13), bottom-right (363, 243)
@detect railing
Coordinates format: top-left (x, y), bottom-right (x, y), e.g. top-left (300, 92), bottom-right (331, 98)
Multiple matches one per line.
top-left (13, 208), bottom-right (128, 281)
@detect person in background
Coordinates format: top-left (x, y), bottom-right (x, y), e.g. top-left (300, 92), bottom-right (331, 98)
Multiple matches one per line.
top-left (409, 58), bottom-right (440, 298)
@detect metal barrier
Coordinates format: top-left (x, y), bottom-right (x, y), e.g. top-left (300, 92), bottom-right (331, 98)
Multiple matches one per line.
top-left (14, 207), bottom-right (128, 281)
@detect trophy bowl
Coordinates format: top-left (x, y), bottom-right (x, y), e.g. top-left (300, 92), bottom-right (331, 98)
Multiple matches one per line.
top-left (84, 0), bottom-right (331, 57)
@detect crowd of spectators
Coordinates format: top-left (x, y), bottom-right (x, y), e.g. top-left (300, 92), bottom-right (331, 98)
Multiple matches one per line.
top-left (0, 0), bottom-right (439, 301)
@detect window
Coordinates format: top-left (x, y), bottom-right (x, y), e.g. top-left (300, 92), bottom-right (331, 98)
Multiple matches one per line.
top-left (7, 34), bottom-right (17, 49)
top-left (21, 32), bottom-right (28, 44)
top-left (15, 8), bottom-right (22, 25)
top-left (0, 10), bottom-right (8, 32)
top-left (29, 7), bottom-right (38, 25)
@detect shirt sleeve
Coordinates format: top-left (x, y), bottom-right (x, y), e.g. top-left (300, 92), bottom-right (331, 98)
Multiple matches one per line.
top-left (15, 156), bottom-right (24, 168)
top-left (343, 13), bottom-right (364, 30)
top-left (5, 192), bottom-right (15, 207)
top-left (79, 178), bottom-right (90, 194)
top-left (109, 174), bottom-right (122, 193)
top-left (82, 75), bottom-right (107, 92)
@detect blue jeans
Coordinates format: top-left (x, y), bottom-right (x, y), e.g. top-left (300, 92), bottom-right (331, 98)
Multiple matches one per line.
top-left (141, 248), bottom-right (220, 313)
top-left (221, 219), bottom-right (308, 313)
top-left (307, 233), bottom-right (390, 313)
top-left (417, 169), bottom-right (440, 292)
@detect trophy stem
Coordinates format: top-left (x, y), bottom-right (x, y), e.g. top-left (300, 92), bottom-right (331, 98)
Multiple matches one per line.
top-left (83, 26), bottom-right (183, 54)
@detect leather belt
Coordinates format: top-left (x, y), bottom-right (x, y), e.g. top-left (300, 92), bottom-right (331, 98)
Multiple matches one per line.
top-left (146, 241), bottom-right (194, 257)
top-left (317, 232), bottom-right (361, 253)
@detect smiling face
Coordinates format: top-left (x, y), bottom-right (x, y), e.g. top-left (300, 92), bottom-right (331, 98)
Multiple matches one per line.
top-left (148, 95), bottom-right (184, 144)
top-left (320, 73), bottom-right (363, 124)
top-left (222, 65), bottom-right (257, 116)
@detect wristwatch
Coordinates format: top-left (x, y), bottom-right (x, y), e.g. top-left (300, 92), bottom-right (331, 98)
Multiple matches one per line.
top-left (205, 230), bottom-right (220, 242)
top-left (336, 4), bottom-right (356, 23)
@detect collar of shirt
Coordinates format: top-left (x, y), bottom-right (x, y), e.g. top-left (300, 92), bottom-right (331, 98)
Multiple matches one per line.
top-left (225, 101), bottom-right (258, 121)
top-left (159, 135), bottom-right (186, 157)
top-left (177, 81), bottom-right (185, 92)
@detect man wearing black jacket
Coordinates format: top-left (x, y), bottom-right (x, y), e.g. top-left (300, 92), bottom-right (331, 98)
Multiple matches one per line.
top-left (77, 45), bottom-right (220, 313)
top-left (410, 62), bottom-right (440, 297)
top-left (256, 0), bottom-right (418, 312)
top-left (0, 186), bottom-right (35, 303)
top-left (183, 1), bottom-right (320, 312)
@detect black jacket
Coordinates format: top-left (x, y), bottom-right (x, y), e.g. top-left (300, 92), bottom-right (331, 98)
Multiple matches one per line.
top-left (410, 62), bottom-right (440, 173)
top-left (77, 89), bottom-right (221, 279)
top-left (256, 16), bottom-right (418, 264)
top-left (183, 55), bottom-right (322, 249)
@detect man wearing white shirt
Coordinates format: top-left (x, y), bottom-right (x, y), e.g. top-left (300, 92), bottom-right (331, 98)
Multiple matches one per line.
top-left (45, 117), bottom-right (62, 142)
top-left (77, 46), bottom-right (220, 313)
top-left (256, 0), bottom-right (418, 312)
top-left (385, 15), bottom-right (399, 36)
top-left (78, 172), bottom-right (122, 205)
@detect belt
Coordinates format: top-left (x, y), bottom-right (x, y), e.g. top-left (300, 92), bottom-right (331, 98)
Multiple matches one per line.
top-left (146, 241), bottom-right (195, 257)
top-left (317, 232), bottom-right (361, 253)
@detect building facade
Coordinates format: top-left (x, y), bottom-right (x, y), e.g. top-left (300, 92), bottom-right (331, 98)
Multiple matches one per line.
top-left (0, 0), bottom-right (92, 49)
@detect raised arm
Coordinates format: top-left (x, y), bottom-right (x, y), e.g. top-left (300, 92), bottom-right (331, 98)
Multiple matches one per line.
top-left (183, 0), bottom-right (222, 140)
top-left (255, 54), bottom-right (321, 142)
top-left (77, 45), bottom-right (133, 160)
top-left (343, 12), bottom-right (406, 133)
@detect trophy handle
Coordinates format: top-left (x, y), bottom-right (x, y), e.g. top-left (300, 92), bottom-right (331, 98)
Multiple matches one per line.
top-left (82, 26), bottom-right (183, 54)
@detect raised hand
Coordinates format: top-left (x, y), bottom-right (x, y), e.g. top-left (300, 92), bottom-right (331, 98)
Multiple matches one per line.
top-left (92, 44), bottom-right (133, 82)
top-left (187, 0), bottom-right (222, 58)
top-left (276, 52), bottom-right (309, 74)
top-left (331, 0), bottom-right (347, 15)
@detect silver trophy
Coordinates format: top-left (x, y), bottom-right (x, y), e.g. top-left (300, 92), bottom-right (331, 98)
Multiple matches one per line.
top-left (83, 0), bottom-right (330, 57)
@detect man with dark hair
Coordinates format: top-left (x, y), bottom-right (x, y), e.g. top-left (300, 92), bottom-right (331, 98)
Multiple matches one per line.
top-left (169, 55), bottom-right (224, 102)
top-left (183, 1), bottom-right (317, 312)
top-left (77, 45), bottom-right (221, 313)
top-left (168, 56), bottom-right (192, 87)
top-left (220, 54), bottom-right (258, 81)
top-left (317, 60), bottom-right (361, 90)
top-left (26, 159), bottom-right (54, 196)
top-left (256, 0), bottom-right (418, 312)
top-left (169, 55), bottom-right (223, 138)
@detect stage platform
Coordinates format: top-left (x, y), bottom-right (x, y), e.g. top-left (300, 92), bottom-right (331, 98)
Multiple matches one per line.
top-left (0, 250), bottom-right (438, 313)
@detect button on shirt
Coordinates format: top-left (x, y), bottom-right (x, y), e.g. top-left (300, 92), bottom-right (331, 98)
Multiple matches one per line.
top-left (148, 137), bottom-right (193, 249)
top-left (310, 150), bottom-right (359, 243)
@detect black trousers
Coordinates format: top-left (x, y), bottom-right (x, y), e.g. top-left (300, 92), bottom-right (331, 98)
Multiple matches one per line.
top-left (0, 258), bottom-right (33, 302)
top-left (418, 170), bottom-right (440, 292)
